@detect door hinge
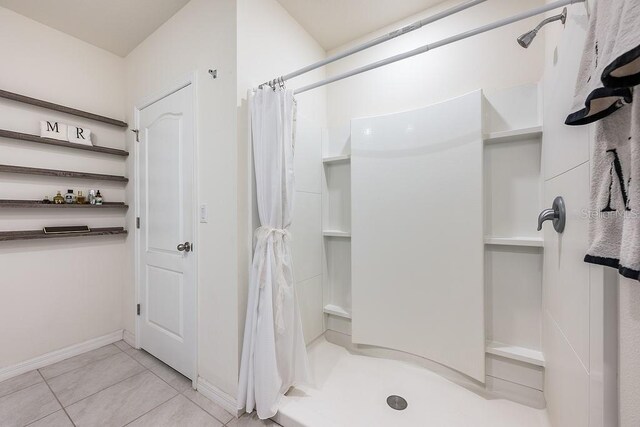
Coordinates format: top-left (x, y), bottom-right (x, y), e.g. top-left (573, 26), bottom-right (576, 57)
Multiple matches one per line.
top-left (131, 129), bottom-right (139, 142)
top-left (136, 217), bottom-right (140, 229)
top-left (137, 304), bottom-right (141, 316)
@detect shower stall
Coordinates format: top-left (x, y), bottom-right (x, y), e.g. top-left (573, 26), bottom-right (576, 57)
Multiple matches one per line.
top-left (245, 1), bottom-right (617, 426)
top-left (272, 84), bottom-right (549, 427)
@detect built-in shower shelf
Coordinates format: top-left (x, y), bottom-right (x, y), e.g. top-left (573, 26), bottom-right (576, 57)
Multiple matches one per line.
top-left (483, 126), bottom-right (543, 144)
top-left (485, 341), bottom-right (545, 367)
top-left (323, 304), bottom-right (351, 319)
top-left (484, 236), bottom-right (543, 247)
top-left (323, 230), bottom-right (351, 238)
top-left (323, 155), bottom-right (351, 164)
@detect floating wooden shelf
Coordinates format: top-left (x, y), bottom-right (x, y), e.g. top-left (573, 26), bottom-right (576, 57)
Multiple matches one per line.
top-left (0, 164), bottom-right (128, 183)
top-left (0, 200), bottom-right (128, 209)
top-left (0, 89), bottom-right (128, 128)
top-left (0, 227), bottom-right (127, 242)
top-left (483, 126), bottom-right (543, 144)
top-left (0, 129), bottom-right (128, 157)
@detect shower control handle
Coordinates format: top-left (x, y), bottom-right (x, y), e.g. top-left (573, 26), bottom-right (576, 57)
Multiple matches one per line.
top-left (537, 209), bottom-right (556, 230)
top-left (537, 197), bottom-right (565, 233)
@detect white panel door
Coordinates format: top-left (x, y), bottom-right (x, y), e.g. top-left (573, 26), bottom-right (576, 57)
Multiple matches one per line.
top-left (138, 85), bottom-right (196, 379)
top-left (351, 91), bottom-right (485, 382)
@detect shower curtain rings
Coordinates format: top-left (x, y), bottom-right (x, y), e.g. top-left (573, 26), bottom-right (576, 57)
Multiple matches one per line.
top-left (259, 77), bottom-right (285, 91)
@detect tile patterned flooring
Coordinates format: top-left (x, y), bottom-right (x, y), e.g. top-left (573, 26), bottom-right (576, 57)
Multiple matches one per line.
top-left (0, 341), bottom-right (280, 427)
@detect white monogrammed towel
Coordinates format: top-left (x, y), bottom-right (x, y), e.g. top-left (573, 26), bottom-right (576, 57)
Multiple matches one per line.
top-left (566, 0), bottom-right (640, 125)
top-left (567, 0), bottom-right (640, 280)
top-left (584, 102), bottom-right (639, 280)
top-left (617, 100), bottom-right (640, 279)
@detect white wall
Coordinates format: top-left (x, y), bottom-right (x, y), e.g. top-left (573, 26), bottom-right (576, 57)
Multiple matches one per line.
top-left (325, 0), bottom-right (546, 127)
top-left (237, 0), bottom-right (328, 347)
top-left (124, 0), bottom-right (239, 396)
top-left (0, 7), bottom-right (127, 369)
top-left (541, 1), bottom-right (619, 426)
top-left (543, 1), bottom-right (638, 424)
top-left (620, 279), bottom-right (640, 425)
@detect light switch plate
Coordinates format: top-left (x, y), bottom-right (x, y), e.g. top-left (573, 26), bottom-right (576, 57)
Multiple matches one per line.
top-left (200, 204), bottom-right (208, 223)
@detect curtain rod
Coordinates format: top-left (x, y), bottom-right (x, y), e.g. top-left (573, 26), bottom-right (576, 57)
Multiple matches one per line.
top-left (294, 0), bottom-right (585, 95)
top-left (259, 0), bottom-right (487, 90)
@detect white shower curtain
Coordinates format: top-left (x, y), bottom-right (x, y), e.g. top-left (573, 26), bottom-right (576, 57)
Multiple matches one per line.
top-left (237, 87), bottom-right (310, 420)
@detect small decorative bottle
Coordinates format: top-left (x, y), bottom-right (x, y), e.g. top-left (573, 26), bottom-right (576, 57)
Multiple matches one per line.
top-left (76, 191), bottom-right (86, 204)
top-left (95, 190), bottom-right (103, 205)
top-left (53, 191), bottom-right (65, 204)
top-left (88, 189), bottom-right (96, 205)
top-left (64, 189), bottom-right (76, 204)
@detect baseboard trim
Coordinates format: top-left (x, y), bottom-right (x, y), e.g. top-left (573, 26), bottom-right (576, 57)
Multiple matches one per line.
top-left (123, 330), bottom-right (136, 348)
top-left (197, 376), bottom-right (241, 417)
top-left (0, 330), bottom-right (124, 383)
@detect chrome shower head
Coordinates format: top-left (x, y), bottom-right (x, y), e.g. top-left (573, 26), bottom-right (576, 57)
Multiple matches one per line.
top-left (517, 30), bottom-right (538, 48)
top-left (517, 7), bottom-right (567, 48)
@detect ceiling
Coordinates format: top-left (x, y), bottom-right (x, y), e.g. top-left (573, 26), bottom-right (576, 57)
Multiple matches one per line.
top-left (0, 0), bottom-right (450, 56)
top-left (0, 0), bottom-right (190, 57)
top-left (276, 0), bottom-right (448, 50)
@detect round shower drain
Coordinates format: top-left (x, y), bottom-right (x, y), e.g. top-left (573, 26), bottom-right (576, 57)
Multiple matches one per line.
top-left (386, 395), bottom-right (408, 411)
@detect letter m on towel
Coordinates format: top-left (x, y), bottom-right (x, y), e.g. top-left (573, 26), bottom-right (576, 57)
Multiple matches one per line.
top-left (602, 149), bottom-right (631, 212)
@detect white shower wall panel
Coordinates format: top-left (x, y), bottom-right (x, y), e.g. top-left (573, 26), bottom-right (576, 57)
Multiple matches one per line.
top-left (323, 237), bottom-right (352, 314)
top-left (485, 246), bottom-right (543, 350)
top-left (291, 115), bottom-right (324, 344)
top-left (294, 116), bottom-right (323, 194)
top-left (297, 275), bottom-right (324, 345)
top-left (484, 136), bottom-right (542, 239)
top-left (323, 162), bottom-right (351, 233)
top-left (483, 83), bottom-right (542, 135)
top-left (291, 191), bottom-right (322, 284)
top-left (322, 124), bottom-right (351, 158)
top-left (351, 90), bottom-right (485, 382)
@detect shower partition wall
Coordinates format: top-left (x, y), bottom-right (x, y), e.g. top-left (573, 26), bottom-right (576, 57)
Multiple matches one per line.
top-left (350, 90), bottom-right (485, 382)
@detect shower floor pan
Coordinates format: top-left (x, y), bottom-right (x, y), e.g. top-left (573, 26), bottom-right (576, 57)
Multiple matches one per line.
top-left (274, 338), bottom-right (550, 427)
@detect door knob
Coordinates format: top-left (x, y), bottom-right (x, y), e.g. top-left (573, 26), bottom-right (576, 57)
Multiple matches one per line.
top-left (537, 196), bottom-right (565, 233)
top-left (177, 242), bottom-right (192, 252)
